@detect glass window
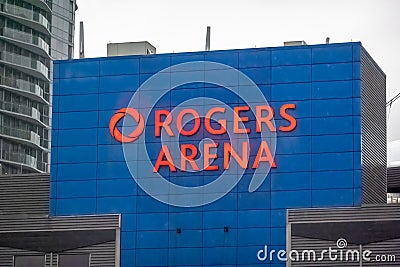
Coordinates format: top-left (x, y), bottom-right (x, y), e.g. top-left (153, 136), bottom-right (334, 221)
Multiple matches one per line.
top-left (59, 254), bottom-right (89, 267)
top-left (14, 255), bottom-right (44, 267)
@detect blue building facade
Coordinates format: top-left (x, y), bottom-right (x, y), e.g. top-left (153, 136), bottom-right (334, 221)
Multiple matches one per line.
top-left (51, 42), bottom-right (385, 266)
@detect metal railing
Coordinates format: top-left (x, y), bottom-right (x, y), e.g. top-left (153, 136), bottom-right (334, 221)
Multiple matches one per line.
top-left (0, 150), bottom-right (38, 169)
top-left (1, 27), bottom-right (50, 54)
top-left (1, 3), bottom-right (50, 31)
top-left (0, 126), bottom-right (42, 147)
top-left (37, 160), bottom-right (48, 172)
top-left (0, 51), bottom-right (49, 79)
top-left (0, 100), bottom-right (41, 122)
top-left (0, 75), bottom-right (45, 99)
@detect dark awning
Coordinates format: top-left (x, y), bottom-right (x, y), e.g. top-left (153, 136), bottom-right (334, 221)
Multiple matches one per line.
top-left (0, 229), bottom-right (116, 253)
top-left (292, 220), bottom-right (400, 245)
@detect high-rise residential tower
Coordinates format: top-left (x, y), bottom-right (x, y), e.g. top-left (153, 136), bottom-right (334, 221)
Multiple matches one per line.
top-left (0, 0), bottom-right (77, 174)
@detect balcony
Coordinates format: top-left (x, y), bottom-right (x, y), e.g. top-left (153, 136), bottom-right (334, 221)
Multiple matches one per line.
top-left (0, 27), bottom-right (50, 56)
top-left (0, 150), bottom-right (38, 170)
top-left (0, 100), bottom-right (46, 126)
top-left (0, 51), bottom-right (49, 80)
top-left (1, 3), bottom-right (50, 33)
top-left (0, 75), bottom-right (47, 103)
top-left (0, 126), bottom-right (42, 148)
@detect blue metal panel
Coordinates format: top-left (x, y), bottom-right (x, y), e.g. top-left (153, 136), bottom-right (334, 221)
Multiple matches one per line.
top-left (276, 118), bottom-right (312, 137)
top-left (272, 65), bottom-right (311, 83)
top-left (354, 188), bottom-right (362, 206)
top-left (271, 209), bottom-right (286, 227)
top-left (238, 210), bottom-right (270, 228)
top-left (121, 214), bottom-right (137, 231)
top-left (58, 94), bottom-right (98, 112)
top-left (312, 170), bottom-right (354, 189)
top-left (135, 249), bottom-right (168, 266)
top-left (57, 180), bottom-right (96, 198)
top-left (121, 231), bottom-right (136, 250)
top-left (312, 116), bottom-right (354, 135)
top-left (202, 210), bottom-right (237, 229)
top-left (203, 247), bottom-right (237, 265)
top-left (169, 229), bottom-right (203, 247)
top-left (97, 196), bottom-right (137, 213)
top-left (100, 58), bottom-right (139, 76)
top-left (98, 179), bottom-right (137, 197)
top-left (203, 192), bottom-right (238, 211)
top-left (272, 47), bottom-right (311, 66)
top-left (53, 78), bottom-right (60, 96)
top-left (136, 195), bottom-right (169, 213)
top-left (140, 54), bottom-right (171, 74)
top-left (97, 161), bottom-right (132, 179)
top-left (136, 231), bottom-right (168, 248)
top-left (239, 49), bottom-right (271, 68)
top-left (168, 248), bottom-right (203, 266)
top-left (312, 152), bottom-right (354, 171)
top-left (312, 45), bottom-right (353, 63)
top-left (59, 77), bottom-right (98, 95)
top-left (238, 228), bottom-right (270, 246)
top-left (237, 246), bottom-right (267, 265)
top-left (271, 172), bottom-right (311, 191)
top-left (312, 62), bottom-right (353, 81)
top-left (97, 144), bottom-right (125, 162)
top-left (238, 191), bottom-right (270, 210)
top-left (99, 92), bottom-right (134, 111)
top-left (271, 82), bottom-right (311, 101)
top-left (312, 80), bottom-right (353, 99)
top-left (272, 154), bottom-right (312, 173)
top-left (205, 51), bottom-right (239, 69)
top-left (171, 53), bottom-right (205, 71)
top-left (57, 163), bottom-right (97, 181)
top-left (120, 250), bottom-right (135, 267)
top-left (312, 98), bottom-right (353, 117)
top-left (169, 212), bottom-right (203, 230)
top-left (57, 111), bottom-right (98, 129)
top-left (312, 189), bottom-right (354, 207)
top-left (137, 213), bottom-right (168, 231)
top-left (57, 128), bottom-right (98, 146)
top-left (56, 198), bottom-right (96, 215)
top-left (59, 60), bottom-right (99, 78)
top-left (99, 75), bottom-right (139, 93)
top-left (271, 100), bottom-right (311, 119)
top-left (312, 134), bottom-right (353, 153)
top-left (271, 227), bottom-right (286, 245)
top-left (203, 229), bottom-right (237, 247)
top-left (271, 190), bottom-right (311, 209)
top-left (275, 136), bottom-right (311, 155)
top-left (57, 146), bottom-right (97, 163)
top-left (240, 67), bottom-right (271, 85)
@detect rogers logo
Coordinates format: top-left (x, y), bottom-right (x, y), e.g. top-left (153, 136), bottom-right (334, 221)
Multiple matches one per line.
top-left (109, 108), bottom-right (144, 143)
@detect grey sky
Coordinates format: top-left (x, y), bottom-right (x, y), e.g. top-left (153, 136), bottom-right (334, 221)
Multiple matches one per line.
top-left (74, 0), bottom-right (400, 142)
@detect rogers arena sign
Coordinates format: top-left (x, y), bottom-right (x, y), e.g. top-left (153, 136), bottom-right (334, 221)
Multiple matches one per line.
top-left (110, 104), bottom-right (296, 172)
top-left (108, 61), bottom-right (297, 207)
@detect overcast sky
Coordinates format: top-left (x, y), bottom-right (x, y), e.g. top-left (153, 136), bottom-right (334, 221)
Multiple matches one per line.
top-left (74, 0), bottom-right (400, 143)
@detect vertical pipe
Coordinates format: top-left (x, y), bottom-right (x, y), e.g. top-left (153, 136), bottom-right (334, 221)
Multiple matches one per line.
top-left (205, 26), bottom-right (211, 51)
top-left (79, 21), bottom-right (85, 59)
